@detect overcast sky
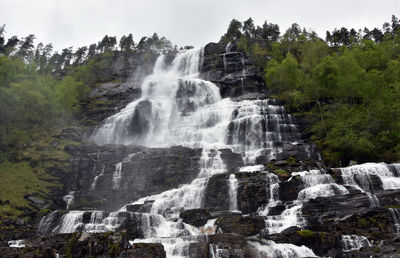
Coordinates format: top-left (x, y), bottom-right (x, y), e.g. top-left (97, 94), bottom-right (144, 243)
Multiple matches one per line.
top-left (1, 0), bottom-right (399, 51)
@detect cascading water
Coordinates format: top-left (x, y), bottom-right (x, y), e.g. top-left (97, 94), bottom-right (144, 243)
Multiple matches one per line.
top-left (91, 48), bottom-right (300, 163)
top-left (389, 208), bottom-right (400, 235)
top-left (248, 239), bottom-right (316, 258)
top-left (40, 46), bottom-right (400, 257)
top-left (228, 174), bottom-right (239, 211)
top-left (111, 162), bottom-right (123, 190)
top-left (56, 47), bottom-right (305, 256)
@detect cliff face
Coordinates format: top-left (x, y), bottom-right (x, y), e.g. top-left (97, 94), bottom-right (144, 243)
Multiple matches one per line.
top-left (3, 43), bottom-right (400, 258)
top-left (200, 42), bottom-right (266, 98)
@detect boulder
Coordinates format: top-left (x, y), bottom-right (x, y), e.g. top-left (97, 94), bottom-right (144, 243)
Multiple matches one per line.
top-left (216, 213), bottom-right (265, 237)
top-left (199, 42), bottom-right (267, 98)
top-left (203, 173), bottom-right (230, 211)
top-left (236, 172), bottom-right (268, 214)
top-left (180, 209), bottom-right (212, 227)
top-left (123, 243), bottom-right (166, 258)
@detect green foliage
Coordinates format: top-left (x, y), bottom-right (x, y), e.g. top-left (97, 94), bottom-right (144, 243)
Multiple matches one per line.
top-left (0, 160), bottom-right (56, 220)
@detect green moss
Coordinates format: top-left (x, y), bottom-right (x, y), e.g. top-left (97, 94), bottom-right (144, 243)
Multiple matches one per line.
top-left (273, 169), bottom-right (290, 177)
top-left (287, 156), bottom-right (296, 166)
top-left (357, 218), bottom-right (369, 228)
top-left (296, 229), bottom-right (316, 238)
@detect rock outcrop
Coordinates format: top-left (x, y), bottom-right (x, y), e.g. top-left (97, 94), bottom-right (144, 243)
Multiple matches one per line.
top-left (200, 42), bottom-right (266, 98)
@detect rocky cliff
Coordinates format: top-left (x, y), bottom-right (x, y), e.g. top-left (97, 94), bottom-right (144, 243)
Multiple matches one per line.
top-left (3, 42), bottom-right (400, 258)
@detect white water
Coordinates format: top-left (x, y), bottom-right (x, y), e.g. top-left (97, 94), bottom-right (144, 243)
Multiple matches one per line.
top-left (92, 48), bottom-right (299, 164)
top-left (293, 169), bottom-right (349, 201)
top-left (228, 174), bottom-right (239, 211)
top-left (8, 239), bottom-right (25, 248)
top-left (112, 162), bottom-right (123, 189)
top-left (62, 191), bottom-right (75, 209)
top-left (260, 169), bottom-right (349, 234)
top-left (341, 163), bottom-right (400, 191)
top-left (258, 172), bottom-right (280, 216)
top-left (239, 164), bottom-right (265, 172)
top-left (248, 239), bottom-right (316, 258)
top-left (389, 208), bottom-right (400, 235)
top-left (366, 193), bottom-right (380, 207)
top-left (341, 235), bottom-right (371, 252)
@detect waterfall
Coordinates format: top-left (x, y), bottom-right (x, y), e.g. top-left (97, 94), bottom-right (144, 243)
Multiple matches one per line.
top-left (228, 174), bottom-right (239, 211)
top-left (43, 47), bottom-right (318, 256)
top-left (91, 48), bottom-right (299, 163)
top-left (366, 193), bottom-right (380, 207)
top-left (112, 162), bottom-right (123, 189)
top-left (389, 208), bottom-right (400, 235)
top-left (258, 172), bottom-right (280, 216)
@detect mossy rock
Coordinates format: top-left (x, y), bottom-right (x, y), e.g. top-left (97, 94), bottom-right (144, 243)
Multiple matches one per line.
top-left (296, 229), bottom-right (316, 238)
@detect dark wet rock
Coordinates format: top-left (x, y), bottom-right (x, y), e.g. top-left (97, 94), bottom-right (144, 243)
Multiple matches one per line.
top-left (203, 173), bottom-right (230, 211)
top-left (125, 203), bottom-right (152, 213)
top-left (354, 174), bottom-right (383, 192)
top-left (216, 213), bottom-right (265, 236)
top-left (65, 144), bottom-right (203, 211)
top-left (200, 42), bottom-right (266, 98)
top-left (124, 243), bottom-right (166, 258)
top-left (188, 241), bottom-right (209, 258)
top-left (267, 205), bottom-right (286, 216)
top-left (275, 143), bottom-right (319, 163)
top-left (233, 92), bottom-right (268, 101)
top-left (376, 190), bottom-right (400, 207)
top-left (37, 211), bottom-right (66, 236)
top-left (208, 233), bottom-right (246, 248)
top-left (78, 50), bottom-right (162, 126)
top-left (329, 168), bottom-right (344, 184)
top-left (52, 142), bottom-right (245, 211)
top-left (2, 231), bottom-right (130, 258)
top-left (302, 193), bottom-right (396, 242)
top-left (128, 99), bottom-right (153, 137)
top-left (278, 176), bottom-right (303, 202)
top-left (219, 149), bottom-right (244, 171)
top-left (236, 172), bottom-right (268, 214)
top-left (180, 209), bottom-right (212, 227)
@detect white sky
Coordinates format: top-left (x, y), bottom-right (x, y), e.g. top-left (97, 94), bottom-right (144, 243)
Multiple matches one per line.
top-left (1, 0), bottom-right (399, 51)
